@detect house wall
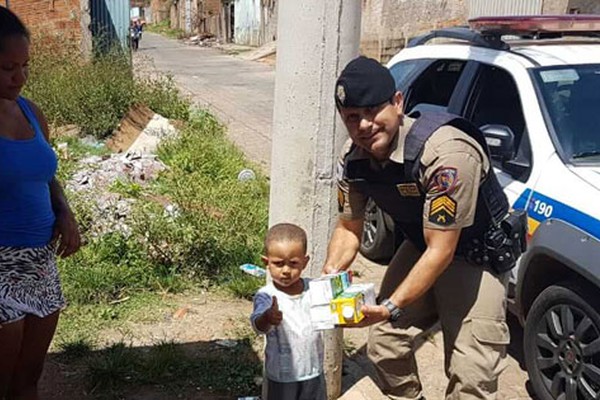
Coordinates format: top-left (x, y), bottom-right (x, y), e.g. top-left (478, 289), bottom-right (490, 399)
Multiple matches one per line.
top-left (566, 0), bottom-right (600, 13)
top-left (150, 0), bottom-right (170, 23)
top-left (9, 0), bottom-right (83, 40)
top-left (9, 0), bottom-right (93, 55)
top-left (361, 0), bottom-right (588, 63)
top-left (234, 0), bottom-right (261, 45)
top-left (361, 0), bottom-right (468, 62)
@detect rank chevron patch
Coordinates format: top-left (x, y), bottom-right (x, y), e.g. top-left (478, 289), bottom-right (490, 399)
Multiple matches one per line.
top-left (428, 195), bottom-right (456, 226)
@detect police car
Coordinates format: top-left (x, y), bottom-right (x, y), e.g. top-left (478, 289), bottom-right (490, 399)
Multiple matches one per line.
top-left (362, 15), bottom-right (600, 400)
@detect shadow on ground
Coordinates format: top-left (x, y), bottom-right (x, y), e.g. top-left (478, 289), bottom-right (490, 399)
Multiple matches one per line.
top-left (40, 339), bottom-right (262, 400)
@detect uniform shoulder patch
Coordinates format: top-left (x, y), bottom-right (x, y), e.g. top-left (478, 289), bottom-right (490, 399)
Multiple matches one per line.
top-left (428, 194), bottom-right (456, 226)
top-left (427, 167), bottom-right (458, 195)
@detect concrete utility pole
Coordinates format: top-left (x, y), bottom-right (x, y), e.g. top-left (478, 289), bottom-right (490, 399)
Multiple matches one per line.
top-left (269, 1), bottom-right (361, 398)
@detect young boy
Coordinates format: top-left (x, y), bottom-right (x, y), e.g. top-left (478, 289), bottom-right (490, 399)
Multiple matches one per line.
top-left (251, 223), bottom-right (326, 400)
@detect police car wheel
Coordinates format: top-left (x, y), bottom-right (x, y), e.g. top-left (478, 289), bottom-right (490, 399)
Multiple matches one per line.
top-left (360, 199), bottom-right (394, 261)
top-left (524, 284), bottom-right (600, 400)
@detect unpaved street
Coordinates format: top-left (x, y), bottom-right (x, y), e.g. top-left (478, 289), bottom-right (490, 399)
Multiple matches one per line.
top-left (138, 33), bottom-right (534, 399)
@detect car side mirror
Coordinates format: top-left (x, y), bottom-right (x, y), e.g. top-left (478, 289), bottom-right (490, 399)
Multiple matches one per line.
top-left (480, 124), bottom-right (515, 161)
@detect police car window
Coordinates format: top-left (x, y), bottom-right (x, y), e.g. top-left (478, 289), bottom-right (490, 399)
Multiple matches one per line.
top-left (466, 65), bottom-right (532, 181)
top-left (404, 60), bottom-right (466, 113)
top-left (533, 64), bottom-right (600, 164)
top-left (468, 66), bottom-right (526, 148)
top-left (389, 59), bottom-right (431, 93)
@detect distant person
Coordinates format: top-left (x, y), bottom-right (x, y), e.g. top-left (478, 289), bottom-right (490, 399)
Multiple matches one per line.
top-left (0, 5), bottom-right (81, 399)
top-left (130, 20), bottom-right (142, 51)
top-left (250, 223), bottom-right (326, 400)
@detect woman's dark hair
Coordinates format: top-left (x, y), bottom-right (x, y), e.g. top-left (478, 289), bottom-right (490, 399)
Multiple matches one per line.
top-left (0, 6), bottom-right (30, 51)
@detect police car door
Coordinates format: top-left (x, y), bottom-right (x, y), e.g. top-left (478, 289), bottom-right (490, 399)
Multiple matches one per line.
top-left (458, 59), bottom-right (551, 285)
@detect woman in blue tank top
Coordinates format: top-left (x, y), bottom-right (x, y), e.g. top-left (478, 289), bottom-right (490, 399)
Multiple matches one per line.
top-left (0, 6), bottom-right (81, 398)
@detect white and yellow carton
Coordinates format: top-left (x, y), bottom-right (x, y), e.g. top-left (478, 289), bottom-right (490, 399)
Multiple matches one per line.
top-left (342, 283), bottom-right (376, 306)
top-left (308, 271), bottom-right (352, 306)
top-left (331, 291), bottom-right (365, 325)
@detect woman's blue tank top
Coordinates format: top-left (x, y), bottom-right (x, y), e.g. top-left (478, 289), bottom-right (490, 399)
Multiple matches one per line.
top-left (0, 97), bottom-right (58, 247)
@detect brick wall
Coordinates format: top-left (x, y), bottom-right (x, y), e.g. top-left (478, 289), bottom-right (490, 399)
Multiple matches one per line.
top-left (150, 0), bottom-right (170, 23)
top-left (361, 0), bottom-right (468, 62)
top-left (10, 0), bottom-right (83, 41)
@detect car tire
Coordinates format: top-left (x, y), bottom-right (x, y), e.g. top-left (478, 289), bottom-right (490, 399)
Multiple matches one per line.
top-left (360, 199), bottom-right (395, 262)
top-left (524, 283), bottom-right (600, 400)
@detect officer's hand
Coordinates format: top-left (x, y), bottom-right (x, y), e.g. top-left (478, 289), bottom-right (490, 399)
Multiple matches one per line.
top-left (265, 296), bottom-right (283, 326)
top-left (344, 304), bottom-right (391, 328)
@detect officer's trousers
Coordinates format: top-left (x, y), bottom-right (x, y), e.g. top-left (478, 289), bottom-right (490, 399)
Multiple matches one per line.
top-left (368, 241), bottom-right (510, 400)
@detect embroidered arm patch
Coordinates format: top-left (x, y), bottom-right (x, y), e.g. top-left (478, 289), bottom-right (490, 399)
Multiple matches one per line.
top-left (427, 167), bottom-right (458, 195)
top-left (428, 194), bottom-right (456, 226)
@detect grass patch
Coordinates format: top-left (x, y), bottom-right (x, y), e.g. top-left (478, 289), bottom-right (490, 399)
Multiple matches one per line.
top-left (145, 20), bottom-right (187, 39)
top-left (24, 35), bottom-right (190, 139)
top-left (80, 338), bottom-right (261, 398)
top-left (52, 292), bottom-right (175, 350)
top-left (26, 29), bottom-right (269, 399)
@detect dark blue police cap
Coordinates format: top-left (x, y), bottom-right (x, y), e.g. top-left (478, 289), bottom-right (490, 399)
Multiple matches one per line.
top-left (335, 56), bottom-right (396, 108)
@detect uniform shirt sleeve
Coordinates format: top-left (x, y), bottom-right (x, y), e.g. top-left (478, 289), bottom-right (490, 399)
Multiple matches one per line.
top-left (337, 139), bottom-right (368, 221)
top-left (419, 126), bottom-right (488, 230)
top-left (250, 290), bottom-right (274, 335)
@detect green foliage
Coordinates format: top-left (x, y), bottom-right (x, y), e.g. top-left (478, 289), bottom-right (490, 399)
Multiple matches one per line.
top-left (57, 111), bottom-right (268, 309)
top-left (83, 339), bottom-right (261, 398)
top-left (58, 232), bottom-right (188, 305)
top-left (23, 36), bottom-right (190, 138)
top-left (87, 343), bottom-right (140, 392)
top-left (136, 111), bottom-right (269, 281)
top-left (145, 20), bottom-right (187, 39)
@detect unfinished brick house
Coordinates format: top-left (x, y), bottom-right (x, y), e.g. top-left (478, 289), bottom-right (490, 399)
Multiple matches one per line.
top-left (6, 0), bottom-right (131, 56)
top-left (362, 0), bottom-right (600, 62)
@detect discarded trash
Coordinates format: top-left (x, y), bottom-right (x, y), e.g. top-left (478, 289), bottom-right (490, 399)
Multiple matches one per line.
top-left (237, 169), bottom-right (256, 181)
top-left (215, 339), bottom-right (238, 348)
top-left (80, 135), bottom-right (105, 149)
top-left (164, 203), bottom-right (181, 219)
top-left (240, 263), bottom-right (266, 277)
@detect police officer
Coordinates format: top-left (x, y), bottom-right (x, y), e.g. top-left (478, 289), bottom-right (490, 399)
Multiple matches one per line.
top-left (323, 56), bottom-right (513, 399)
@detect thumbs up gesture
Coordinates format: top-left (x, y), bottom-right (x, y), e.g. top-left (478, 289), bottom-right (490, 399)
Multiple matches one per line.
top-left (265, 296), bottom-right (283, 326)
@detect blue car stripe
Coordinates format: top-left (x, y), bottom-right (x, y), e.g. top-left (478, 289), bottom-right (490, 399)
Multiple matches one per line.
top-left (513, 189), bottom-right (600, 240)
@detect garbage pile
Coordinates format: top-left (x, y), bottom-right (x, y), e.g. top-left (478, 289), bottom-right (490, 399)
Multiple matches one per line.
top-left (66, 152), bottom-right (167, 237)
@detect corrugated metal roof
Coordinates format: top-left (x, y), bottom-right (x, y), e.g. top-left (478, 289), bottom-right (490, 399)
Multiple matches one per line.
top-left (469, 0), bottom-right (543, 19)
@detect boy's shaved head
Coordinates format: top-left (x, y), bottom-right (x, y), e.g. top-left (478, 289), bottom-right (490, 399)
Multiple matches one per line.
top-left (264, 223), bottom-right (307, 254)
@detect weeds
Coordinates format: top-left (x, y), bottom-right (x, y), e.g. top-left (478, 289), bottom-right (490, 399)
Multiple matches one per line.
top-left (30, 30), bottom-right (269, 399)
top-left (145, 20), bottom-right (187, 39)
top-left (81, 339), bottom-right (261, 398)
top-left (24, 35), bottom-right (190, 139)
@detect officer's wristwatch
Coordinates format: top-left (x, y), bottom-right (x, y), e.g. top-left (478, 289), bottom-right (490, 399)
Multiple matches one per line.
top-left (381, 298), bottom-right (404, 321)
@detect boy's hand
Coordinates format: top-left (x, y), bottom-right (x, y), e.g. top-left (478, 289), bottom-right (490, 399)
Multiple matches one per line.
top-left (265, 296), bottom-right (283, 326)
top-left (322, 265), bottom-right (339, 275)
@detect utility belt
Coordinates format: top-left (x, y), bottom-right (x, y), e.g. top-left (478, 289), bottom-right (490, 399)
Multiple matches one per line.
top-left (463, 210), bottom-right (528, 274)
